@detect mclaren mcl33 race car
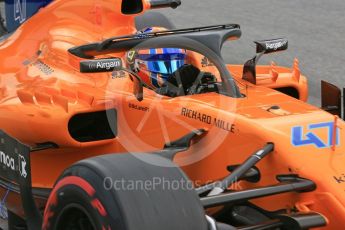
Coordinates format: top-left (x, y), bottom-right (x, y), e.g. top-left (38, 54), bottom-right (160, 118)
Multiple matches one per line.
top-left (0, 0), bottom-right (345, 229)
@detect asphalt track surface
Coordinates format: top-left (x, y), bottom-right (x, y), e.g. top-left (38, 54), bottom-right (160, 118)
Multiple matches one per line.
top-left (159, 0), bottom-right (345, 105)
top-left (0, 0), bottom-right (345, 229)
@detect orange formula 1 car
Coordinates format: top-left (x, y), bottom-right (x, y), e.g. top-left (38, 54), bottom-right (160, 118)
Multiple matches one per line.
top-left (0, 0), bottom-right (345, 229)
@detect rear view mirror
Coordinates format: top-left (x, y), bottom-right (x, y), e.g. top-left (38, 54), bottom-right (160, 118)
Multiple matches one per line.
top-left (79, 57), bottom-right (143, 101)
top-left (255, 38), bottom-right (288, 54)
top-left (321, 80), bottom-right (342, 117)
top-left (80, 58), bottom-right (122, 73)
top-left (132, 76), bottom-right (144, 102)
top-left (121, 0), bottom-right (144, 15)
top-left (243, 38), bottom-right (288, 84)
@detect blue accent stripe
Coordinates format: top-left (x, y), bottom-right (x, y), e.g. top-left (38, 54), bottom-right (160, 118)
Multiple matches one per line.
top-left (150, 48), bottom-right (157, 55)
top-left (138, 53), bottom-right (186, 61)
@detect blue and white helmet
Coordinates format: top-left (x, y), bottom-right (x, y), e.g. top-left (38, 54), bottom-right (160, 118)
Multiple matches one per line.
top-left (129, 27), bottom-right (187, 89)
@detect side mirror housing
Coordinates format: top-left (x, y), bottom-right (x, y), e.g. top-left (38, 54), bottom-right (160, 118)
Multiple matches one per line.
top-left (132, 77), bottom-right (144, 102)
top-left (80, 58), bottom-right (123, 73)
top-left (121, 0), bottom-right (181, 15)
top-left (321, 80), bottom-right (343, 118)
top-left (79, 58), bottom-right (144, 102)
top-left (121, 0), bottom-right (144, 15)
top-left (255, 38), bottom-right (288, 54)
top-left (243, 38), bottom-right (288, 84)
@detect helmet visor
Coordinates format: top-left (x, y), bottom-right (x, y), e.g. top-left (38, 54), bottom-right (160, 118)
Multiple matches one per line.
top-left (145, 60), bottom-right (185, 75)
top-left (138, 48), bottom-right (186, 75)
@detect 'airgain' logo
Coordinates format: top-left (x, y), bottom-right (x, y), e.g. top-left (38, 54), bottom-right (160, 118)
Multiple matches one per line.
top-left (292, 122), bottom-right (340, 148)
top-left (14, 0), bottom-right (27, 24)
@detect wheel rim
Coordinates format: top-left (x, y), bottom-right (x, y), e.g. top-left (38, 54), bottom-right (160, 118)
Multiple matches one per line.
top-left (55, 203), bottom-right (96, 230)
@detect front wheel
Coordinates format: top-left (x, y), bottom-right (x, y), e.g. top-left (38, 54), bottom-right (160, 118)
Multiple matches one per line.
top-left (43, 153), bottom-right (208, 230)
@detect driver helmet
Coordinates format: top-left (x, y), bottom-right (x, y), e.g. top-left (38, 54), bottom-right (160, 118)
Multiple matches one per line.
top-left (127, 27), bottom-right (187, 89)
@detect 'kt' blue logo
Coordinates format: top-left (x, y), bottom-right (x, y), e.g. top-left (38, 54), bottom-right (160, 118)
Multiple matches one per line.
top-left (292, 122), bottom-right (340, 148)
